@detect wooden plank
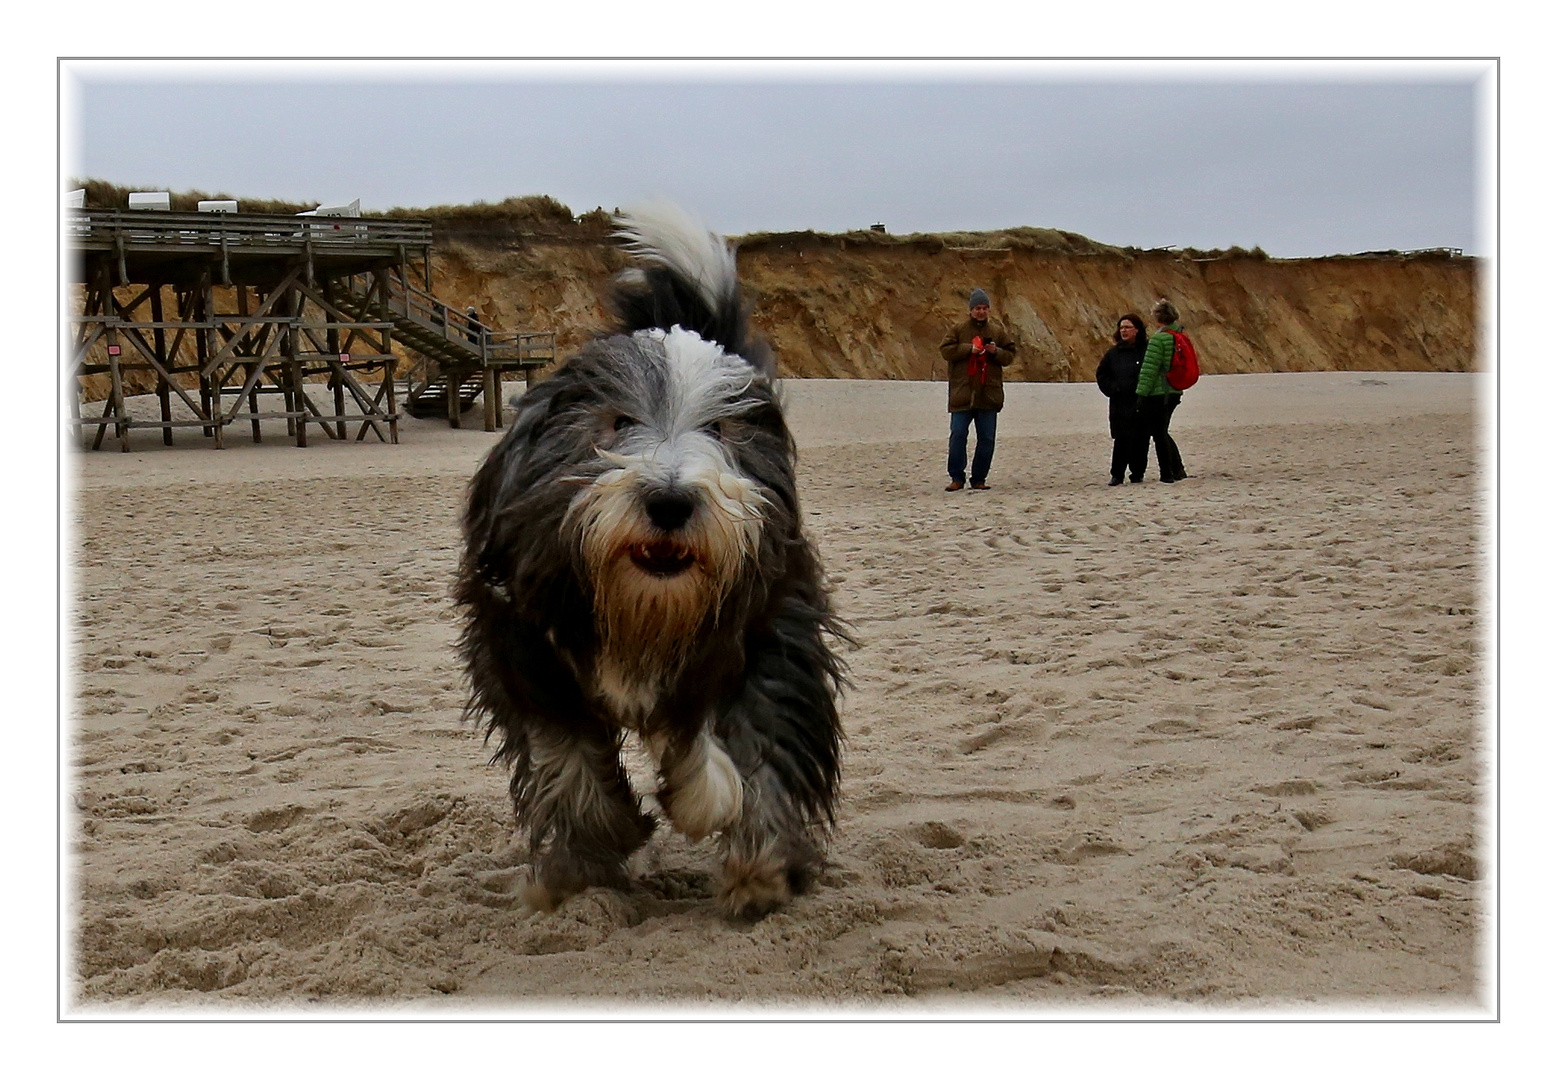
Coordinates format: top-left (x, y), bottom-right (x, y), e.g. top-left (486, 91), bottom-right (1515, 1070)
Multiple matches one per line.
top-left (69, 417), bottom-right (219, 429)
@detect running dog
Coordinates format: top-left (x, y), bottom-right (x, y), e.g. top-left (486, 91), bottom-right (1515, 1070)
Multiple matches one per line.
top-left (455, 204), bottom-right (847, 918)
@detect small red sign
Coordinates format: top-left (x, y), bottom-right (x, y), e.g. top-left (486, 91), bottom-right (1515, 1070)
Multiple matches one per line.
top-left (107, 345), bottom-right (120, 355)
top-left (339, 353), bottom-right (350, 362)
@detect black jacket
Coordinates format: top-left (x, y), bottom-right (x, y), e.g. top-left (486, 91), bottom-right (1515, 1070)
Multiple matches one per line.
top-left (1096, 342), bottom-right (1146, 439)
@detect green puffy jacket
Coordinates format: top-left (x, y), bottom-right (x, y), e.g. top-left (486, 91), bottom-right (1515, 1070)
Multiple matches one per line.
top-left (1135, 322), bottom-right (1185, 398)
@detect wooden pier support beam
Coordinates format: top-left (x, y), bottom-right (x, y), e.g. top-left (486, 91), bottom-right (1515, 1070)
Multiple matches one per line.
top-left (106, 325), bottom-right (130, 453)
top-left (150, 286), bottom-right (173, 446)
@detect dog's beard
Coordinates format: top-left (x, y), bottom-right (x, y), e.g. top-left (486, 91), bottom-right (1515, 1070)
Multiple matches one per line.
top-left (566, 450), bottom-right (767, 721)
top-left (591, 551), bottom-right (718, 714)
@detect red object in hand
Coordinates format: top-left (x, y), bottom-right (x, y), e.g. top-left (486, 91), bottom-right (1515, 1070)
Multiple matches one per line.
top-left (968, 334), bottom-right (989, 385)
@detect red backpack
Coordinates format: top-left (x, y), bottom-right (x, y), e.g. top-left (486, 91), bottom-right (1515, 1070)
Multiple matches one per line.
top-left (1165, 329), bottom-right (1200, 391)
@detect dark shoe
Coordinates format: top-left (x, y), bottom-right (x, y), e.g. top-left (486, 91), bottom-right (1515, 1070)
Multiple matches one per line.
top-left (1160, 475), bottom-right (1178, 483)
top-left (1129, 475), bottom-right (1144, 484)
top-left (970, 481), bottom-right (990, 490)
top-left (945, 480), bottom-right (964, 491)
top-left (1108, 477), bottom-right (1124, 487)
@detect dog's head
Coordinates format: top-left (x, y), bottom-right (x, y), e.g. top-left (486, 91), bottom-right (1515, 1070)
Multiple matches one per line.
top-left (479, 322), bottom-right (799, 673)
top-left (563, 325), bottom-right (779, 644)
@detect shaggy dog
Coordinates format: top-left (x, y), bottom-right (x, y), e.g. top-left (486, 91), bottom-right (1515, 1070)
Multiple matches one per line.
top-left (454, 205), bottom-right (847, 918)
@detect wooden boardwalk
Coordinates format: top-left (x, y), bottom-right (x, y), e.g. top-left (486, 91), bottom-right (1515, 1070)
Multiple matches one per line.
top-left (68, 208), bottom-right (553, 449)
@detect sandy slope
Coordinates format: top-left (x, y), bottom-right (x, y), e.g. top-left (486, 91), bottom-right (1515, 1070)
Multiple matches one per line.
top-left (66, 373), bottom-right (1488, 1012)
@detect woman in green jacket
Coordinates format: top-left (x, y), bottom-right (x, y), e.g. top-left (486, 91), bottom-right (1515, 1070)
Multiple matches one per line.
top-left (1135, 299), bottom-right (1189, 483)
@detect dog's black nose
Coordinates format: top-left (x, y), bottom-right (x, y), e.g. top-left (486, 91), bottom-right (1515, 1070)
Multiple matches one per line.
top-left (645, 493), bottom-right (695, 532)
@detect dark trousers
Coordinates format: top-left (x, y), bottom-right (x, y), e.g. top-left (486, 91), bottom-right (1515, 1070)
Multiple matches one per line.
top-left (948, 408), bottom-right (998, 484)
top-left (1139, 395), bottom-right (1185, 480)
top-left (1110, 432), bottom-right (1148, 481)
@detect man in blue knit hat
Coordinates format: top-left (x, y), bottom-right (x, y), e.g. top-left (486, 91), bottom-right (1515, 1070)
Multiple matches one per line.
top-left (939, 288), bottom-right (1017, 490)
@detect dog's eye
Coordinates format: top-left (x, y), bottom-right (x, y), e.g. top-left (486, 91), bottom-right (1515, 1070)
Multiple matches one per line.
top-left (613, 415), bottom-right (638, 432)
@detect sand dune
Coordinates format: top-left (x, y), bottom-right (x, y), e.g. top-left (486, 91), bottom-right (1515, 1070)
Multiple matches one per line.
top-left (66, 372), bottom-right (1487, 1012)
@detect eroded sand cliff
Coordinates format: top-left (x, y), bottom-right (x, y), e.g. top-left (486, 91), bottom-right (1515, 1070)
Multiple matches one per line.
top-left (72, 193), bottom-right (1478, 402)
top-left (431, 223), bottom-right (1478, 382)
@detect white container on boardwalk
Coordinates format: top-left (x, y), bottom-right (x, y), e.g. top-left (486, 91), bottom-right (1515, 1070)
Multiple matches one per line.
top-left (65, 188), bottom-right (87, 236)
top-left (198, 200), bottom-right (238, 212)
top-left (127, 191), bottom-right (171, 240)
top-left (297, 198), bottom-right (364, 239)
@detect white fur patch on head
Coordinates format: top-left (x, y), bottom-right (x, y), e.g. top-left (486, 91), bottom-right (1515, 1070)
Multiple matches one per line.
top-left (640, 326), bottom-right (757, 431)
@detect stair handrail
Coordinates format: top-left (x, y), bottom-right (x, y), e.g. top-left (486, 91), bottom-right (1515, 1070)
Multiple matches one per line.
top-left (347, 272), bottom-right (553, 369)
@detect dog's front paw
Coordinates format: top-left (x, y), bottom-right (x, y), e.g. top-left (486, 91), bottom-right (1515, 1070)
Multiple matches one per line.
top-left (520, 874), bottom-right (563, 914)
top-left (525, 848), bottom-right (632, 913)
top-left (662, 737), bottom-right (743, 841)
top-left (717, 852), bottom-right (792, 919)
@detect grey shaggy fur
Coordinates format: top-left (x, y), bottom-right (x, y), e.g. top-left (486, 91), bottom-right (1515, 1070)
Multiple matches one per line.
top-left (455, 206), bottom-right (848, 918)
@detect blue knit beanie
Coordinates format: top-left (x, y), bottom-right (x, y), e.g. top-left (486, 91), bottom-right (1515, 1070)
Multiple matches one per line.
top-left (969, 288), bottom-right (991, 309)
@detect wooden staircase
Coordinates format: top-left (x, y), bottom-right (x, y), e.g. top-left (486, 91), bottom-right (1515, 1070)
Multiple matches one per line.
top-left (404, 368), bottom-right (482, 419)
top-left (335, 272), bottom-right (553, 426)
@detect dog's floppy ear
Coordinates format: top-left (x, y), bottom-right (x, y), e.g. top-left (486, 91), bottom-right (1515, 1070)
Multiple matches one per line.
top-left (462, 382), bottom-right (565, 589)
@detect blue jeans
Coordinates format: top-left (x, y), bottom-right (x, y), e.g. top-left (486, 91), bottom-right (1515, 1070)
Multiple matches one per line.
top-left (948, 409), bottom-right (998, 484)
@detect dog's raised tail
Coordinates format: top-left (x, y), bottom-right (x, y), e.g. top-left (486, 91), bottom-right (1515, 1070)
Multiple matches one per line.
top-left (610, 203), bottom-right (759, 365)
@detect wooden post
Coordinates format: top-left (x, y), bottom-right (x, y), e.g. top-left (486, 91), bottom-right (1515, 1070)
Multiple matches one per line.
top-left (384, 357), bottom-right (399, 445)
top-left (375, 266), bottom-right (398, 444)
top-left (483, 367), bottom-right (498, 431)
top-left (85, 264), bottom-right (115, 450)
top-left (323, 279), bottom-right (346, 439)
top-left (106, 326), bottom-right (130, 453)
top-left (333, 373), bottom-right (347, 440)
top-left (249, 365), bottom-right (262, 444)
top-left (197, 275), bottom-right (216, 438)
top-left (70, 368), bottom-right (83, 450)
top-left (211, 361), bottom-right (226, 451)
top-left (147, 287), bottom-right (172, 445)
top-left (150, 285), bottom-right (173, 445)
top-left (234, 284), bottom-right (257, 444)
top-left (287, 286), bottom-right (306, 448)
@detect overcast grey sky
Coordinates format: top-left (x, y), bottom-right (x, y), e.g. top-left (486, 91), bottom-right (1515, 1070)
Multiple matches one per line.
top-left (67, 66), bottom-right (1485, 257)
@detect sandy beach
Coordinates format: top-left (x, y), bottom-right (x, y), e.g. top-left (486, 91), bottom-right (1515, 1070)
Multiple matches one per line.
top-left (66, 371), bottom-right (1488, 1012)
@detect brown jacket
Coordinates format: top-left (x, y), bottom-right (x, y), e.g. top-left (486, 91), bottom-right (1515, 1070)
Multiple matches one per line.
top-left (939, 315), bottom-right (1017, 411)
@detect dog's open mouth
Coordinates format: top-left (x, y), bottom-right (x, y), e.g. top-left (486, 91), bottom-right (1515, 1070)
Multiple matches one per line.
top-left (627, 540), bottom-right (697, 577)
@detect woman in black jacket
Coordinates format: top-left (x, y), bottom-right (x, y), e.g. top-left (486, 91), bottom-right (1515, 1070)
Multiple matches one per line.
top-left (1095, 314), bottom-right (1149, 485)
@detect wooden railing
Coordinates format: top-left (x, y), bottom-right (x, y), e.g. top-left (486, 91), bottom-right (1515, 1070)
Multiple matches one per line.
top-left (485, 331), bottom-right (556, 363)
top-left (347, 273), bottom-right (555, 367)
top-left (67, 209), bottom-right (432, 251)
